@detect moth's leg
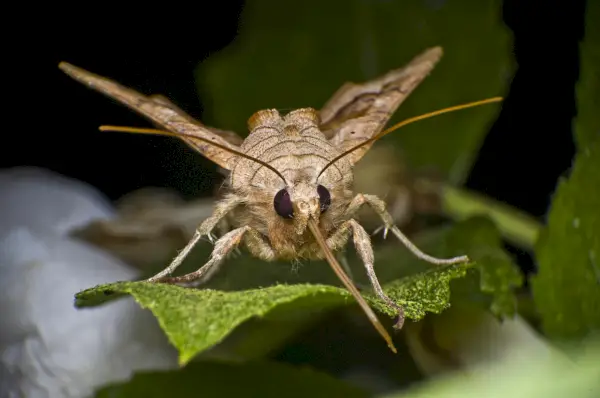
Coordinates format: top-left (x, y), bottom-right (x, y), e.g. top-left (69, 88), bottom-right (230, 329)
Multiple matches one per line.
top-left (159, 225), bottom-right (251, 284)
top-left (336, 251), bottom-right (355, 282)
top-left (337, 251), bottom-right (374, 291)
top-left (181, 257), bottom-right (223, 288)
top-left (243, 228), bottom-right (277, 261)
top-left (334, 219), bottom-right (406, 329)
top-left (180, 228), bottom-right (275, 288)
top-left (217, 217), bottom-right (242, 258)
top-left (214, 207), bottom-right (244, 258)
top-left (146, 195), bottom-right (242, 282)
top-left (345, 194), bottom-right (469, 265)
top-left (325, 226), bottom-right (368, 290)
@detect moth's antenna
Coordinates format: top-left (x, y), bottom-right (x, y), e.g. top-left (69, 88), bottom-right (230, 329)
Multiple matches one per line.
top-left (317, 97), bottom-right (503, 178)
top-left (307, 219), bottom-right (397, 353)
top-left (99, 125), bottom-right (288, 184)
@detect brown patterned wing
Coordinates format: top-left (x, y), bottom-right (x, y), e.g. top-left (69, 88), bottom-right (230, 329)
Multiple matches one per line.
top-left (59, 63), bottom-right (242, 170)
top-left (149, 94), bottom-right (244, 146)
top-left (318, 47), bottom-right (443, 165)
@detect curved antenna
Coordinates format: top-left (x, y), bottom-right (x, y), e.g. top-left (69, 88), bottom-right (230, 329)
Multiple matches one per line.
top-left (99, 125), bottom-right (288, 184)
top-left (317, 97), bottom-right (503, 179)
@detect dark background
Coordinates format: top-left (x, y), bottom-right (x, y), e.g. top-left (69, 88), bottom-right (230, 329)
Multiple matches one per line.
top-left (4, 1), bottom-right (584, 270)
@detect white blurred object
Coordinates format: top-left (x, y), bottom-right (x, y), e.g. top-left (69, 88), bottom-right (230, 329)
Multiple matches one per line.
top-left (0, 167), bottom-right (115, 237)
top-left (0, 167), bottom-right (178, 398)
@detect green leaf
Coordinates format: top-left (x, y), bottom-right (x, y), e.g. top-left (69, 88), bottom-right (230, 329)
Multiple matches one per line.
top-left (75, 217), bottom-right (519, 365)
top-left (531, 139), bottom-right (600, 341)
top-left (574, 1), bottom-right (600, 148)
top-left (370, 262), bottom-right (470, 319)
top-left (76, 283), bottom-right (348, 365)
top-left (95, 360), bottom-right (369, 398)
top-left (196, 0), bottom-right (513, 184)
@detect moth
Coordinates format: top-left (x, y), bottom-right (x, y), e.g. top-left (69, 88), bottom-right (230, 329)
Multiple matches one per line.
top-left (59, 47), bottom-right (499, 353)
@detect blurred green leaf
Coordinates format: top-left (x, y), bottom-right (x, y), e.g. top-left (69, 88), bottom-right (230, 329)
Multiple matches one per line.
top-left (574, 1), bottom-right (600, 147)
top-left (441, 184), bottom-right (542, 249)
top-left (531, 139), bottom-right (600, 341)
top-left (95, 360), bottom-right (369, 398)
top-left (382, 337), bottom-right (600, 398)
top-left (530, 0), bottom-right (600, 343)
top-left (76, 217), bottom-right (519, 364)
top-left (196, 0), bottom-right (513, 184)
top-left (444, 217), bottom-right (523, 318)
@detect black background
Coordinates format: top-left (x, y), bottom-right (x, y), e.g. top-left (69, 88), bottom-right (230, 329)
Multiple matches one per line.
top-left (4, 1), bottom-right (585, 273)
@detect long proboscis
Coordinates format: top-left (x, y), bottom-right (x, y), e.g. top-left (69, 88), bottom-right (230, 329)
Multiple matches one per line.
top-left (307, 219), bottom-right (398, 353)
top-left (317, 97), bottom-right (503, 178)
top-left (98, 125), bottom-right (288, 184)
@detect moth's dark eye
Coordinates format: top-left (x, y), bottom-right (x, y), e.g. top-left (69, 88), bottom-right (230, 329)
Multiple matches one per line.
top-left (274, 188), bottom-right (294, 219)
top-left (317, 185), bottom-right (331, 213)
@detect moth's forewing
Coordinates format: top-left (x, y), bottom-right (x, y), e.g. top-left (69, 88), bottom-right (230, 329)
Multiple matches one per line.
top-left (59, 62), bottom-right (242, 169)
top-left (319, 47), bottom-right (443, 165)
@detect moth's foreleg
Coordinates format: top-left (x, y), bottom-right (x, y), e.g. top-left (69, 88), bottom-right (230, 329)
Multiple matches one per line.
top-left (336, 252), bottom-right (357, 284)
top-left (243, 228), bottom-right (276, 261)
top-left (336, 219), bottom-right (406, 329)
top-left (324, 225), bottom-right (360, 284)
top-left (158, 225), bottom-right (251, 285)
top-left (346, 194), bottom-right (469, 266)
top-left (146, 195), bottom-right (242, 282)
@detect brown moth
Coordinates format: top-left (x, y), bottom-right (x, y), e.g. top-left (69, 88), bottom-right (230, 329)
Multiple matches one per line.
top-left (59, 47), bottom-right (494, 353)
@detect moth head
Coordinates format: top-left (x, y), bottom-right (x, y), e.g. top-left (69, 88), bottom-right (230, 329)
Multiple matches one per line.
top-left (273, 181), bottom-right (331, 235)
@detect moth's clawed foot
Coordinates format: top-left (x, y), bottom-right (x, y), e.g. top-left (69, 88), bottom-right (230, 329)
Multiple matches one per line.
top-left (392, 307), bottom-right (406, 331)
top-left (153, 275), bottom-right (196, 285)
top-left (228, 247), bottom-right (243, 259)
top-left (197, 226), bottom-right (217, 244)
top-left (372, 225), bottom-right (391, 239)
top-left (392, 315), bottom-right (405, 330)
top-left (439, 254), bottom-right (471, 265)
top-left (144, 275), bottom-right (168, 284)
top-left (457, 255), bottom-right (470, 263)
top-left (145, 274), bottom-right (195, 285)
top-left (205, 232), bottom-right (218, 244)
